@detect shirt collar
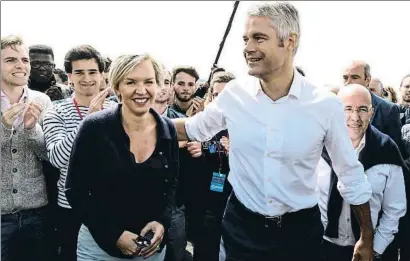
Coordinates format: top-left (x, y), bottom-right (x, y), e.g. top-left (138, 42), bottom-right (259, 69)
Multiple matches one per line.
top-left (1, 85), bottom-right (28, 102)
top-left (251, 68), bottom-right (303, 100)
top-left (355, 135), bottom-right (366, 155)
top-left (114, 103), bottom-right (172, 141)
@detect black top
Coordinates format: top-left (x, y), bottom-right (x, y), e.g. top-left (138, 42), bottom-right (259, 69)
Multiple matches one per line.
top-left (65, 104), bottom-right (179, 259)
top-left (201, 130), bottom-right (232, 215)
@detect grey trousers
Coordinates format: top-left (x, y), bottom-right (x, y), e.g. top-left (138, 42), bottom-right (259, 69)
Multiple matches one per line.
top-left (77, 224), bottom-right (166, 261)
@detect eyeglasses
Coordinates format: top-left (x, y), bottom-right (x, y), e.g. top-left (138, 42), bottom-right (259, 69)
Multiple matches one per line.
top-left (344, 106), bottom-right (372, 117)
top-left (212, 93), bottom-right (219, 99)
top-left (31, 61), bottom-right (54, 69)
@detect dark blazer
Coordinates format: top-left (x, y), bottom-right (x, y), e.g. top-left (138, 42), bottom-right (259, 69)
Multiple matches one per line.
top-left (65, 104), bottom-right (179, 258)
top-left (370, 93), bottom-right (407, 158)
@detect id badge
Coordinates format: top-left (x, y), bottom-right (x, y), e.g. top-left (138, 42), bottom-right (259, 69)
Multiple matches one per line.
top-left (209, 144), bottom-right (217, 154)
top-left (210, 172), bottom-right (227, 193)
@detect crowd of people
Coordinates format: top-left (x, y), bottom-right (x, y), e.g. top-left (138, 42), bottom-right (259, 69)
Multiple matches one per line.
top-left (1, 1), bottom-right (410, 261)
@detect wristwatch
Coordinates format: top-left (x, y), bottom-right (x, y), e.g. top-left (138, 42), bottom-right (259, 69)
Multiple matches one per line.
top-left (373, 251), bottom-right (382, 260)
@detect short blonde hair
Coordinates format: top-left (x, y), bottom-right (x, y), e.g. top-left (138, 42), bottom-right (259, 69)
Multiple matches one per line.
top-left (108, 54), bottom-right (163, 101)
top-left (1, 35), bottom-right (25, 51)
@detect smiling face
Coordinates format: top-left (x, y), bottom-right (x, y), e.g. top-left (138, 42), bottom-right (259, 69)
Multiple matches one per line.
top-left (243, 16), bottom-right (295, 80)
top-left (117, 59), bottom-right (158, 117)
top-left (68, 58), bottom-right (102, 97)
top-left (1, 45), bottom-right (31, 88)
top-left (29, 52), bottom-right (55, 83)
top-left (339, 85), bottom-right (374, 145)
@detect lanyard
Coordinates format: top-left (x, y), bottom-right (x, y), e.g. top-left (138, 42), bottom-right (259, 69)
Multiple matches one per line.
top-left (73, 98), bottom-right (104, 120)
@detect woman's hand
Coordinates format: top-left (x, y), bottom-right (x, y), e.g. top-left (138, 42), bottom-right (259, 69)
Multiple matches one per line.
top-left (116, 231), bottom-right (139, 256)
top-left (139, 221), bottom-right (165, 258)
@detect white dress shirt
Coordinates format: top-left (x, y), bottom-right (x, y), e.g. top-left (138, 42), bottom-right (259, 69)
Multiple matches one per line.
top-left (185, 69), bottom-right (372, 216)
top-left (316, 136), bottom-right (407, 254)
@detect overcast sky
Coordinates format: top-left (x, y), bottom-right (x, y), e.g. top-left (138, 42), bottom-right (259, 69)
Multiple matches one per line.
top-left (2, 1), bottom-right (409, 89)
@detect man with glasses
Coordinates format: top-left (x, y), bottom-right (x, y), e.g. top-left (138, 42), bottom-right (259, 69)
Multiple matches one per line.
top-left (317, 84), bottom-right (407, 261)
top-left (29, 45), bottom-right (71, 102)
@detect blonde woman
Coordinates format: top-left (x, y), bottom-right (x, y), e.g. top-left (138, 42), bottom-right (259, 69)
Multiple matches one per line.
top-left (382, 86), bottom-right (398, 103)
top-left (65, 54), bottom-right (179, 261)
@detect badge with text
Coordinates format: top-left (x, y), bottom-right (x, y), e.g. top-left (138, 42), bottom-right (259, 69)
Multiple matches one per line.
top-left (210, 172), bottom-right (227, 193)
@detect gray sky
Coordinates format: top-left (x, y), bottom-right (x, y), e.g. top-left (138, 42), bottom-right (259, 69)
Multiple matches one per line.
top-left (2, 1), bottom-right (409, 89)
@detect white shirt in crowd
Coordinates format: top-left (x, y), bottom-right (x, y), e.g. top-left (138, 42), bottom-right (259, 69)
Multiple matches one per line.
top-left (316, 135), bottom-right (407, 254)
top-left (185, 69), bottom-right (372, 217)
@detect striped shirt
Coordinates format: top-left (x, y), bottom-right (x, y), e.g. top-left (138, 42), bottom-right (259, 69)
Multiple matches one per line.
top-left (43, 97), bottom-right (116, 208)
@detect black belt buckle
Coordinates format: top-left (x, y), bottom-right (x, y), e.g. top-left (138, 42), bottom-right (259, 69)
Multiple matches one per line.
top-left (264, 215), bottom-right (282, 228)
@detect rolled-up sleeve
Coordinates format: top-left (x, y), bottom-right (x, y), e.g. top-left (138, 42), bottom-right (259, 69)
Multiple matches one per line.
top-left (374, 165), bottom-right (407, 254)
top-left (185, 93), bottom-right (227, 142)
top-left (324, 98), bottom-right (372, 205)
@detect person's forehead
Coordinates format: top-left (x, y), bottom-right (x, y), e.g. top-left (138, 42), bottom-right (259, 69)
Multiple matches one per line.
top-left (72, 58), bottom-right (99, 70)
top-left (402, 77), bottom-right (410, 86)
top-left (29, 52), bottom-right (53, 61)
top-left (344, 64), bottom-right (364, 74)
top-left (175, 72), bottom-right (195, 82)
top-left (342, 93), bottom-right (371, 106)
top-left (1, 45), bottom-right (29, 58)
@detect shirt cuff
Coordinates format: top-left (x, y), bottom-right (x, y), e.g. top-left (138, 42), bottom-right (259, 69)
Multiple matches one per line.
top-left (338, 176), bottom-right (372, 205)
top-left (373, 231), bottom-right (391, 254)
top-left (184, 118), bottom-right (195, 141)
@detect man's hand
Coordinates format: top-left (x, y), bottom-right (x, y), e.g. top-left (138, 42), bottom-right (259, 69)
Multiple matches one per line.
top-left (116, 231), bottom-right (139, 256)
top-left (352, 236), bottom-right (373, 261)
top-left (23, 102), bottom-right (43, 129)
top-left (186, 141), bottom-right (202, 158)
top-left (88, 88), bottom-right (109, 114)
top-left (139, 221), bottom-right (164, 258)
top-left (351, 202), bottom-right (374, 261)
top-left (186, 97), bottom-right (204, 117)
top-left (220, 136), bottom-right (230, 152)
top-left (1, 103), bottom-right (25, 129)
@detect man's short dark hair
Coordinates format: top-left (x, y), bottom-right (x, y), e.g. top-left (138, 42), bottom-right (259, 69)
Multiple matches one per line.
top-left (296, 66), bottom-right (305, 76)
top-left (64, 45), bottom-right (105, 74)
top-left (172, 65), bottom-right (200, 83)
top-left (104, 57), bottom-right (112, 73)
top-left (53, 68), bottom-right (68, 83)
top-left (401, 74), bottom-right (410, 87)
top-left (29, 44), bottom-right (54, 60)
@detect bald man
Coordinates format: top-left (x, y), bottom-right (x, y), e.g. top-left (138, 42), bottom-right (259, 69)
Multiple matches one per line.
top-left (342, 61), bottom-right (407, 159)
top-left (317, 84), bottom-right (407, 261)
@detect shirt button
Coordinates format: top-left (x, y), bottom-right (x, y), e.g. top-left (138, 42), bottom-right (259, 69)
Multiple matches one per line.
top-left (12, 168), bottom-right (17, 173)
top-left (13, 189), bottom-right (18, 193)
top-left (165, 165), bottom-right (168, 168)
top-left (12, 130), bottom-right (16, 135)
top-left (163, 193), bottom-right (167, 196)
top-left (347, 218), bottom-right (350, 222)
top-left (268, 200), bottom-right (273, 204)
top-left (12, 149), bottom-right (17, 154)
top-left (164, 179), bottom-right (168, 183)
top-left (159, 152), bottom-right (163, 155)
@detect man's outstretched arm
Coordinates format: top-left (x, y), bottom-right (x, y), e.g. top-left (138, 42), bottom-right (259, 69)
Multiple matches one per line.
top-left (173, 118), bottom-right (189, 141)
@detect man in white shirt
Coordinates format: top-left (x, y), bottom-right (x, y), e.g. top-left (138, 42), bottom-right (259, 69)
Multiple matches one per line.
top-left (172, 2), bottom-right (374, 261)
top-left (317, 84), bottom-right (407, 261)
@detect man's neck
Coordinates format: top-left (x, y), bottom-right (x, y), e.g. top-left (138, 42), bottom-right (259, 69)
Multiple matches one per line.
top-left (352, 135), bottom-right (364, 150)
top-left (259, 63), bottom-right (294, 102)
top-left (121, 105), bottom-right (151, 132)
top-left (174, 99), bottom-right (192, 113)
top-left (74, 92), bottom-right (98, 107)
top-left (158, 103), bottom-right (168, 115)
top-left (1, 83), bottom-right (25, 104)
top-left (28, 77), bottom-right (52, 93)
